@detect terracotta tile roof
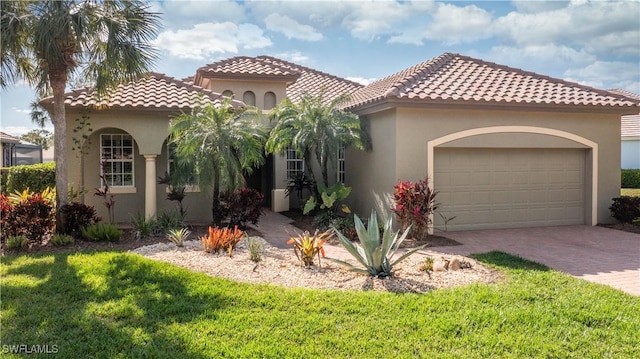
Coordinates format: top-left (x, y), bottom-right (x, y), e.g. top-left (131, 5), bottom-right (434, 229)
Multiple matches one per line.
top-left (194, 56), bottom-right (363, 104)
top-left (346, 53), bottom-right (640, 110)
top-left (255, 56), bottom-right (363, 104)
top-left (610, 89), bottom-right (640, 102)
top-left (196, 56), bottom-right (301, 83)
top-left (40, 73), bottom-right (241, 111)
top-left (0, 131), bottom-right (21, 143)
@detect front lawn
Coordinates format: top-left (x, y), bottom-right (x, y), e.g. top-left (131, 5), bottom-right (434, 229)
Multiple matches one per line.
top-left (621, 188), bottom-right (640, 197)
top-left (1, 251), bottom-right (638, 358)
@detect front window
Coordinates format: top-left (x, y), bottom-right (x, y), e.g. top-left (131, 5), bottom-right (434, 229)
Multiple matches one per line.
top-left (100, 134), bottom-right (134, 187)
top-left (286, 147), bottom-right (304, 180)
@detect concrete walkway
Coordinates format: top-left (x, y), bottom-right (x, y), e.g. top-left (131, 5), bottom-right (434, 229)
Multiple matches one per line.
top-left (431, 225), bottom-right (640, 296)
top-left (253, 210), bottom-right (640, 296)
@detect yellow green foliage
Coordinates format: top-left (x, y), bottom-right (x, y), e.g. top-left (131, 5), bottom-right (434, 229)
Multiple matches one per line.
top-left (287, 229), bottom-right (332, 267)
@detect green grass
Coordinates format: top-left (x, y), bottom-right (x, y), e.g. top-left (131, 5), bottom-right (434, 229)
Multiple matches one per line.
top-left (1, 251), bottom-right (639, 358)
top-left (621, 188), bottom-right (640, 197)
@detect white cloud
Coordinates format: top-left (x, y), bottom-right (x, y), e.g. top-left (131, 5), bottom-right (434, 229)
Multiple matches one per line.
top-left (346, 77), bottom-right (377, 86)
top-left (421, 3), bottom-right (493, 44)
top-left (485, 44), bottom-right (596, 74)
top-left (343, 1), bottom-right (436, 41)
top-left (264, 13), bottom-right (323, 41)
top-left (495, 1), bottom-right (640, 56)
top-left (512, 0), bottom-right (570, 14)
top-left (11, 107), bottom-right (31, 114)
top-left (564, 61), bottom-right (640, 93)
top-left (272, 51), bottom-right (311, 64)
top-left (153, 22), bottom-right (272, 60)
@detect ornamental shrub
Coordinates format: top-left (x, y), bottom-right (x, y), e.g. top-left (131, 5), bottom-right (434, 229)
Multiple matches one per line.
top-left (0, 192), bottom-right (54, 244)
top-left (621, 169), bottom-right (640, 188)
top-left (59, 202), bottom-right (101, 238)
top-left (219, 188), bottom-right (264, 228)
top-left (610, 196), bottom-right (640, 223)
top-left (391, 178), bottom-right (439, 240)
top-left (5, 162), bottom-right (55, 194)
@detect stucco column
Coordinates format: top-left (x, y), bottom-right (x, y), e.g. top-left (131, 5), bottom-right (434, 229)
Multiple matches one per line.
top-left (144, 155), bottom-right (157, 220)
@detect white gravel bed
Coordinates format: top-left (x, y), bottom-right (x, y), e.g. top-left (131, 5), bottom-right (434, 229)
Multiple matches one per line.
top-left (131, 237), bottom-right (503, 293)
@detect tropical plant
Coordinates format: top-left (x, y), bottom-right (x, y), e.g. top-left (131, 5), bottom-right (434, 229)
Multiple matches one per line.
top-left (201, 226), bottom-right (245, 256)
top-left (284, 171), bottom-right (315, 203)
top-left (1, 0), bottom-right (160, 231)
top-left (166, 228), bottom-right (191, 248)
top-left (7, 186), bottom-right (56, 205)
top-left (81, 223), bottom-right (122, 243)
top-left (287, 229), bottom-right (332, 267)
top-left (248, 237), bottom-right (264, 263)
top-left (266, 92), bottom-right (370, 188)
top-left (156, 209), bottom-right (185, 232)
top-left (392, 178), bottom-right (455, 240)
top-left (331, 211), bottom-right (426, 278)
top-left (131, 212), bottom-right (160, 240)
top-left (1, 192), bottom-right (55, 243)
top-left (51, 233), bottom-right (75, 247)
top-left (610, 196), bottom-right (640, 224)
top-left (170, 99), bottom-right (268, 225)
top-left (6, 235), bottom-right (29, 251)
top-left (95, 161), bottom-right (116, 224)
top-left (59, 201), bottom-right (100, 237)
top-left (158, 172), bottom-right (187, 219)
top-left (219, 187), bottom-right (264, 228)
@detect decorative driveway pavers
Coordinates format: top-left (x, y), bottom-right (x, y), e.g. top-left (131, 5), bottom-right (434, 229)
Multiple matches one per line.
top-left (430, 225), bottom-right (640, 296)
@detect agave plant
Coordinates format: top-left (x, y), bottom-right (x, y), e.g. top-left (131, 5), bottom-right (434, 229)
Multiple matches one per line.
top-left (166, 227), bottom-right (191, 247)
top-left (287, 229), bottom-right (332, 267)
top-left (331, 211), bottom-right (426, 278)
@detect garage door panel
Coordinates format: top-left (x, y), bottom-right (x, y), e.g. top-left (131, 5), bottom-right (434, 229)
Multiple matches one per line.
top-left (434, 148), bottom-right (586, 231)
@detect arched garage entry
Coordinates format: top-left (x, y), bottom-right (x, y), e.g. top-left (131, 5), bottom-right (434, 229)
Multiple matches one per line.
top-left (427, 126), bottom-right (598, 231)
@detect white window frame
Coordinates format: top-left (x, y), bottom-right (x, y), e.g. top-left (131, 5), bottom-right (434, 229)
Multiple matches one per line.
top-left (286, 147), bottom-right (304, 180)
top-left (100, 134), bottom-right (135, 191)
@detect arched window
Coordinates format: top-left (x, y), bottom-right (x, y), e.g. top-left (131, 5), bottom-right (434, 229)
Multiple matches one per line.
top-left (222, 90), bottom-right (234, 98)
top-left (243, 91), bottom-right (256, 106)
top-left (264, 91), bottom-right (276, 110)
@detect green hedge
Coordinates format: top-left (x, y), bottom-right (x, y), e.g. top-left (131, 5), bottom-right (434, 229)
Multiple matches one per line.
top-left (621, 169), bottom-right (640, 188)
top-left (4, 162), bottom-right (56, 194)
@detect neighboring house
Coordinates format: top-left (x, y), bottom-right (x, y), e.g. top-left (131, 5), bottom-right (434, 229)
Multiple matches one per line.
top-left (41, 53), bottom-right (638, 230)
top-left (611, 89), bottom-right (640, 169)
top-left (0, 131), bottom-right (43, 167)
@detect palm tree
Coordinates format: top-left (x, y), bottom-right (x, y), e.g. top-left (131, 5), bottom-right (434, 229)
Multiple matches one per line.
top-left (266, 92), bottom-right (370, 188)
top-left (169, 99), bottom-right (268, 225)
top-left (1, 0), bottom-right (159, 227)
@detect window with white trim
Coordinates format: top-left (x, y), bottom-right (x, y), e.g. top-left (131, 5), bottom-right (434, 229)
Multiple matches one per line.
top-left (100, 134), bottom-right (134, 187)
top-left (337, 144), bottom-right (345, 183)
top-left (286, 147), bottom-right (304, 180)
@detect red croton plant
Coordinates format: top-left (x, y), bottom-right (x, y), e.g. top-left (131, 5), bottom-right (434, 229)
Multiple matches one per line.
top-left (391, 178), bottom-right (439, 240)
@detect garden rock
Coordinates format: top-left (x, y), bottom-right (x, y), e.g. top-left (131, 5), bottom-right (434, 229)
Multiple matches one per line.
top-left (433, 258), bottom-right (449, 272)
top-left (449, 258), bottom-right (461, 271)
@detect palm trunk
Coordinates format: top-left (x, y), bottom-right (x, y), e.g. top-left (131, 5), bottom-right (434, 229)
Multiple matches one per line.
top-left (50, 70), bottom-right (68, 233)
top-left (212, 167), bottom-right (222, 226)
top-left (303, 150), bottom-right (319, 198)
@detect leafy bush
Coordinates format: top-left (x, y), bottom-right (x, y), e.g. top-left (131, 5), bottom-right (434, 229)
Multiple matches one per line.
top-left (330, 216), bottom-right (358, 241)
top-left (6, 235), bottom-right (29, 250)
top-left (166, 228), bottom-right (191, 247)
top-left (0, 192), bottom-right (54, 244)
top-left (248, 237), bottom-right (264, 263)
top-left (51, 233), bottom-right (75, 247)
top-left (4, 162), bottom-right (55, 194)
top-left (0, 168), bottom-right (8, 194)
top-left (81, 223), bottom-right (122, 242)
top-left (156, 209), bottom-right (184, 232)
top-left (8, 187), bottom-right (56, 205)
top-left (610, 196), bottom-right (640, 223)
top-left (59, 202), bottom-right (100, 237)
top-left (621, 169), bottom-right (640, 188)
top-left (287, 230), bottom-right (331, 267)
top-left (331, 211), bottom-right (426, 278)
top-left (219, 188), bottom-right (264, 228)
top-left (392, 178), bottom-right (448, 240)
top-left (131, 212), bottom-right (161, 239)
top-left (201, 226), bottom-right (245, 256)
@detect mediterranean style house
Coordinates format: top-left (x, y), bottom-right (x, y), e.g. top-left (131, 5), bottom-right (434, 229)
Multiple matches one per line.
top-left (42, 53), bottom-right (639, 231)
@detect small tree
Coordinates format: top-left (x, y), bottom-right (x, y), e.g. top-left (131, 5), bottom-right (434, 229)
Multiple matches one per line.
top-left (20, 129), bottom-right (53, 150)
top-left (169, 99), bottom-right (268, 225)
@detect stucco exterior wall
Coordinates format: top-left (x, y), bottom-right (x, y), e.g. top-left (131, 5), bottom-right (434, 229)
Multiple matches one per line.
top-left (206, 79), bottom-right (287, 112)
top-left (348, 106), bottom-right (621, 226)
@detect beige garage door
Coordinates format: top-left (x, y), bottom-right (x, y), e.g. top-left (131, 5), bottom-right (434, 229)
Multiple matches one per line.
top-left (434, 148), bottom-right (586, 231)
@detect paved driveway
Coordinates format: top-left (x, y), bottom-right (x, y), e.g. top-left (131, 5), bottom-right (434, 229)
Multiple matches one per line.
top-left (430, 225), bottom-right (640, 296)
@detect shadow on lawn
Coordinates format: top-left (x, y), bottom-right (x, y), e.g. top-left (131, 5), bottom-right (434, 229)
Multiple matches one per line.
top-left (1, 252), bottom-right (229, 358)
top-left (471, 251), bottom-right (550, 272)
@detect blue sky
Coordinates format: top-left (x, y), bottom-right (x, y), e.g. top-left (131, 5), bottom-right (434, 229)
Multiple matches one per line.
top-left (1, 0), bottom-right (639, 136)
